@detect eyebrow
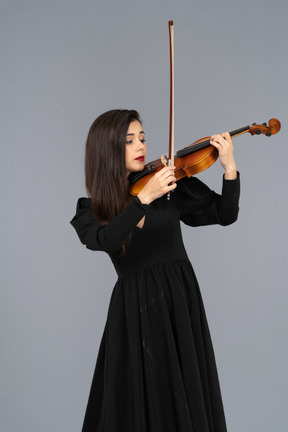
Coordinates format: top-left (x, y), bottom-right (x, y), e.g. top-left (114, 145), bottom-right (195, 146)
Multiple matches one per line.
top-left (126, 130), bottom-right (145, 136)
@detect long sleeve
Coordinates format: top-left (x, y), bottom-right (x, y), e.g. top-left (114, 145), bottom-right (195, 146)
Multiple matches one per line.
top-left (173, 173), bottom-right (240, 227)
top-left (70, 196), bottom-right (150, 253)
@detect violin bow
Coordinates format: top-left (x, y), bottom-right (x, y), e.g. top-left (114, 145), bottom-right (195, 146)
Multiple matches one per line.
top-left (167, 20), bottom-right (174, 200)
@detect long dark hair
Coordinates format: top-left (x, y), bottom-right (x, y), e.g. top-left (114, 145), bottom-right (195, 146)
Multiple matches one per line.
top-left (85, 109), bottom-right (141, 224)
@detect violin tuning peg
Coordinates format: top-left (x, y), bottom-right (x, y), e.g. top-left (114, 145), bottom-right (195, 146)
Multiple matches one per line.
top-left (252, 122), bottom-right (256, 125)
top-left (262, 122), bottom-right (267, 126)
top-left (255, 129), bottom-right (261, 135)
top-left (265, 132), bottom-right (272, 136)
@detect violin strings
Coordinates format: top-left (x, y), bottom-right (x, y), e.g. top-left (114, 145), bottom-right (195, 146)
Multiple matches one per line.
top-left (176, 125), bottom-right (250, 158)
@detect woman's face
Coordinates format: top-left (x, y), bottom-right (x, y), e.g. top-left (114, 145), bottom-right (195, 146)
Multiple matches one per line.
top-left (125, 120), bottom-right (147, 176)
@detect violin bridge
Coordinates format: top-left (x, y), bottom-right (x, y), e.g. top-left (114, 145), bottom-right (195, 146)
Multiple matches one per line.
top-left (161, 155), bottom-right (168, 166)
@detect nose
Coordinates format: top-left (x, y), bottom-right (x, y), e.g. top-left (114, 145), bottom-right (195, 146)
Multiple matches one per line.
top-left (137, 140), bottom-right (144, 151)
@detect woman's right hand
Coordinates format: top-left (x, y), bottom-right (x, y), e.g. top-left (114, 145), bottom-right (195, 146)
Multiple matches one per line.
top-left (137, 166), bottom-right (177, 205)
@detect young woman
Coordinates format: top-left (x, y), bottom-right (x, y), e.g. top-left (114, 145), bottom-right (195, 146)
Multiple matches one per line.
top-left (71, 109), bottom-right (240, 432)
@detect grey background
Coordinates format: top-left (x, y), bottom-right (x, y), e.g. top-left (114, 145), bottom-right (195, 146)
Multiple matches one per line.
top-left (1, 0), bottom-right (287, 431)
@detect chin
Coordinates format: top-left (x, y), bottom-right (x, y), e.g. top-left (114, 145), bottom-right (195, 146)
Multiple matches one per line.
top-left (134, 163), bottom-right (145, 171)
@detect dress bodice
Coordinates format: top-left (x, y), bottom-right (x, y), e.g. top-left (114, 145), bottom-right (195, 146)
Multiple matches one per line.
top-left (70, 174), bottom-right (240, 277)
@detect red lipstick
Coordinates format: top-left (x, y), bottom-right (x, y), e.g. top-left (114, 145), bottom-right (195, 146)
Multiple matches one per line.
top-left (135, 156), bottom-right (144, 162)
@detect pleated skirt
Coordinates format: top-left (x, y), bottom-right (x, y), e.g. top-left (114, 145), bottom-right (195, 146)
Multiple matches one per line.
top-left (82, 259), bottom-right (227, 432)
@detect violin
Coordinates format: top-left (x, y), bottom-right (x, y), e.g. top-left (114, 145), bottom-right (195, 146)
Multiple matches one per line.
top-left (129, 118), bottom-right (281, 196)
top-left (129, 21), bottom-right (281, 196)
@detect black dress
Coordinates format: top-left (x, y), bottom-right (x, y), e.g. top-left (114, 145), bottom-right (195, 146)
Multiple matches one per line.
top-left (70, 174), bottom-right (240, 432)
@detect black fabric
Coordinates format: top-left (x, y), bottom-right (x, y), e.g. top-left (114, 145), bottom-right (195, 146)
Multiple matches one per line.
top-left (70, 173), bottom-right (240, 432)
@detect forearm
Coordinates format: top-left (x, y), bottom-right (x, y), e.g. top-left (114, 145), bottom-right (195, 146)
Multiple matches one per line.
top-left (217, 172), bottom-right (240, 225)
top-left (71, 196), bottom-right (150, 252)
top-left (95, 197), bottom-right (149, 252)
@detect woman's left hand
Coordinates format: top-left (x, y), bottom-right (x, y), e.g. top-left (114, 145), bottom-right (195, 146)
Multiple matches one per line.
top-left (210, 132), bottom-right (237, 180)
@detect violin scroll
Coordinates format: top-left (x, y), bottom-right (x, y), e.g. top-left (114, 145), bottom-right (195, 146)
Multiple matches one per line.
top-left (249, 118), bottom-right (281, 136)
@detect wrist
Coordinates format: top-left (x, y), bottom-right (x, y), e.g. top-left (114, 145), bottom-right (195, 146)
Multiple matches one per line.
top-left (224, 164), bottom-right (237, 180)
top-left (137, 191), bottom-right (152, 205)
